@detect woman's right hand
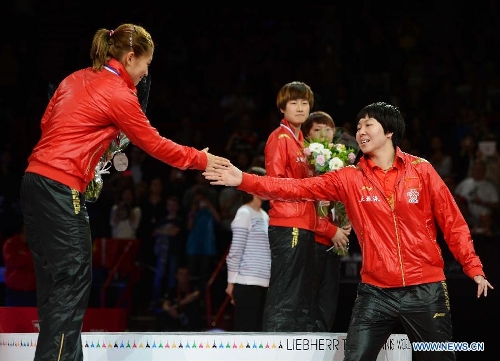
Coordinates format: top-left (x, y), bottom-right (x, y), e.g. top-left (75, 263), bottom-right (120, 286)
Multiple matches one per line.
top-left (226, 283), bottom-right (235, 305)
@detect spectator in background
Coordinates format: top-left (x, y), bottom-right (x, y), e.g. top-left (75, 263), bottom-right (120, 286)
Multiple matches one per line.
top-left (137, 176), bottom-right (167, 271)
top-left (151, 195), bottom-right (186, 309)
top-left (454, 159), bottom-right (499, 236)
top-left (90, 171), bottom-right (137, 239)
top-left (181, 171), bottom-right (219, 215)
top-left (155, 266), bottom-right (202, 331)
top-left (2, 223), bottom-right (37, 306)
top-left (110, 186), bottom-right (142, 239)
top-left (164, 167), bottom-right (190, 201)
top-left (127, 145), bottom-right (148, 186)
top-left (428, 135), bottom-right (453, 179)
top-left (477, 139), bottom-right (500, 193)
top-left (134, 176), bottom-right (167, 311)
top-left (452, 134), bottom-right (477, 183)
top-left (185, 187), bottom-right (220, 289)
top-left (134, 180), bottom-right (149, 205)
top-left (226, 166), bottom-right (270, 331)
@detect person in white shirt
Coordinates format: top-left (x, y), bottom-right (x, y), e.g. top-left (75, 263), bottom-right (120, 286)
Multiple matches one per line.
top-left (455, 159), bottom-right (499, 235)
top-left (226, 166), bottom-right (271, 331)
top-left (110, 186), bottom-right (142, 239)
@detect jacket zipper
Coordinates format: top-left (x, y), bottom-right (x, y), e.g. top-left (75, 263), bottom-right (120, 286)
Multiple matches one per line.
top-left (392, 174), bottom-right (405, 286)
top-left (363, 167), bottom-right (406, 286)
top-left (393, 211), bottom-right (405, 286)
top-left (85, 145), bottom-right (103, 176)
top-left (57, 333), bottom-right (65, 361)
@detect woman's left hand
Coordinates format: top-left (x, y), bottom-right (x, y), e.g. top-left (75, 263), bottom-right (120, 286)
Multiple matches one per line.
top-left (473, 275), bottom-right (494, 298)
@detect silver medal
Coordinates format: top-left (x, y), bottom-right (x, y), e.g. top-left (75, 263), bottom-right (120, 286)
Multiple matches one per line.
top-left (113, 152), bottom-right (129, 171)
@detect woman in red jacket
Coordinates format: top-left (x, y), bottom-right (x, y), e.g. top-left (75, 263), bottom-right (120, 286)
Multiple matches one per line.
top-left (302, 111), bottom-right (352, 332)
top-left (205, 101), bottom-right (493, 361)
top-left (260, 81), bottom-right (345, 332)
top-left (20, 23), bottom-right (229, 361)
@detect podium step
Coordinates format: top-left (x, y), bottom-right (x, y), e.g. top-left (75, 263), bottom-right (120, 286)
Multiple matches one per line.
top-left (0, 332), bottom-right (412, 361)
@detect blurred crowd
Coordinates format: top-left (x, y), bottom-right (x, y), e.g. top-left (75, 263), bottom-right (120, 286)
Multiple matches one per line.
top-left (1, 2), bottom-right (500, 329)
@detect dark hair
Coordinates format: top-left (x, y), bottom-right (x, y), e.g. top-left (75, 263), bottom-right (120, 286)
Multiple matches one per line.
top-left (276, 81), bottom-right (314, 112)
top-left (302, 111), bottom-right (335, 138)
top-left (241, 166), bottom-right (266, 204)
top-left (90, 23), bottom-right (154, 71)
top-left (356, 101), bottom-right (405, 148)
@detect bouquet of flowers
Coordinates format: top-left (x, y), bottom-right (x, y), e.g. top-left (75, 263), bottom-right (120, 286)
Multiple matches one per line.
top-left (84, 132), bottom-right (130, 202)
top-left (304, 140), bottom-right (357, 175)
top-left (303, 134), bottom-right (358, 255)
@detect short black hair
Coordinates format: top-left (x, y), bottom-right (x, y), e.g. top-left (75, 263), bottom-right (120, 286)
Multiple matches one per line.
top-left (356, 102), bottom-right (405, 148)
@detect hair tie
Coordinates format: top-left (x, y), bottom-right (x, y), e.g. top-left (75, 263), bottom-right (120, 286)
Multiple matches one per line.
top-left (109, 30), bottom-right (114, 37)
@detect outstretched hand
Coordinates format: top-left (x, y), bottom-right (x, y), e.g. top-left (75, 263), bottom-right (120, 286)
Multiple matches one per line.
top-left (203, 163), bottom-right (243, 186)
top-left (202, 147), bottom-right (231, 171)
top-left (473, 275), bottom-right (493, 298)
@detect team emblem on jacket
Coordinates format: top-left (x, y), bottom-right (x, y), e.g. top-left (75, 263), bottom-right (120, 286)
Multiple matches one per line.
top-left (407, 188), bottom-right (420, 203)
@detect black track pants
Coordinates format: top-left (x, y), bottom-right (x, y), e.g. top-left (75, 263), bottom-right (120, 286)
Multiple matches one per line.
top-left (262, 226), bottom-right (315, 332)
top-left (21, 172), bottom-right (92, 361)
top-left (344, 281), bottom-right (455, 361)
top-left (307, 242), bottom-right (341, 332)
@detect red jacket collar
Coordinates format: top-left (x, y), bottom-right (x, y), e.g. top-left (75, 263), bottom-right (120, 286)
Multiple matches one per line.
top-left (280, 118), bottom-right (304, 144)
top-left (360, 146), bottom-right (405, 170)
top-left (106, 58), bottom-right (137, 93)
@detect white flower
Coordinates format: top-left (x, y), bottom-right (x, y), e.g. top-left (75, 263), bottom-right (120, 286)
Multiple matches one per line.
top-left (309, 142), bottom-right (325, 153)
top-left (329, 157), bottom-right (344, 170)
top-left (321, 148), bottom-right (332, 159)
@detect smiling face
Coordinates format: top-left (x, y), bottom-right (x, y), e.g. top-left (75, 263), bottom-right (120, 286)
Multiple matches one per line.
top-left (123, 50), bottom-right (153, 86)
top-left (356, 115), bottom-right (393, 156)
